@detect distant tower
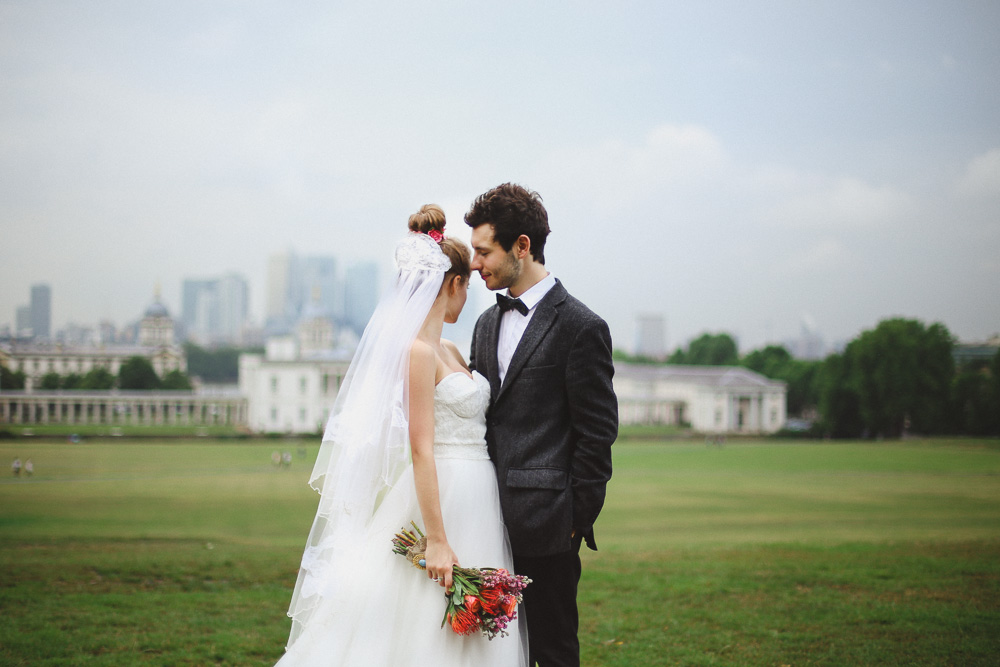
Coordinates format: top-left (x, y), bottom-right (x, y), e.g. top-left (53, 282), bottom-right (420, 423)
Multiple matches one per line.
top-left (297, 288), bottom-right (336, 357)
top-left (344, 262), bottom-right (378, 336)
top-left (140, 286), bottom-right (175, 347)
top-left (635, 314), bottom-right (666, 360)
top-left (16, 305), bottom-right (32, 337)
top-left (30, 284), bottom-right (51, 339)
top-left (216, 273), bottom-right (249, 344)
top-left (789, 312), bottom-right (826, 360)
top-left (300, 256), bottom-right (338, 320)
top-left (266, 251), bottom-right (294, 331)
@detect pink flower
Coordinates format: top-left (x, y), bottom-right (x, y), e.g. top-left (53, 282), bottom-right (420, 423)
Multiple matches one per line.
top-left (427, 229), bottom-right (444, 243)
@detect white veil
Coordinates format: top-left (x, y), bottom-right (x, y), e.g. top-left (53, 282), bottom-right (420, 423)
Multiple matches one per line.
top-left (284, 232), bottom-right (452, 648)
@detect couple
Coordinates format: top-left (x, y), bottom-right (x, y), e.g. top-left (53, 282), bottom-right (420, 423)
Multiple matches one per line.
top-left (276, 184), bottom-right (618, 667)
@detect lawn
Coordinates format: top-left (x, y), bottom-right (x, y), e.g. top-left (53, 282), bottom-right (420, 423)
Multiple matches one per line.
top-left (1, 438), bottom-right (998, 665)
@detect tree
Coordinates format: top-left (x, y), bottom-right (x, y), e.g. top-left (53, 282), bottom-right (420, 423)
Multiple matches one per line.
top-left (951, 369), bottom-right (993, 435)
top-left (161, 369), bottom-right (193, 390)
top-left (742, 345), bottom-right (792, 377)
top-left (40, 372), bottom-right (62, 390)
top-left (816, 352), bottom-right (864, 438)
top-left (80, 367), bottom-right (116, 390)
top-left (118, 357), bottom-right (162, 390)
top-left (1, 366), bottom-right (26, 390)
top-left (184, 343), bottom-right (245, 383)
top-left (62, 373), bottom-right (83, 390)
top-left (991, 349), bottom-right (1000, 434)
top-left (741, 345), bottom-right (820, 417)
top-left (845, 318), bottom-right (954, 438)
top-left (671, 333), bottom-right (739, 366)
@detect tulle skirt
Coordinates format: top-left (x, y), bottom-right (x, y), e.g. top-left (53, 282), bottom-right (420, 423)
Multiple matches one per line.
top-left (276, 455), bottom-right (527, 666)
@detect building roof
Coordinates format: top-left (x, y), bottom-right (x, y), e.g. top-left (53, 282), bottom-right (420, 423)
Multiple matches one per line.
top-left (2, 342), bottom-right (179, 357)
top-left (615, 362), bottom-right (786, 390)
top-left (144, 300), bottom-right (170, 318)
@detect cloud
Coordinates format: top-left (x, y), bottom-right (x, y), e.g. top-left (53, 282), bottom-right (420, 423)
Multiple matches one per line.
top-left (955, 148), bottom-right (1000, 198)
top-left (773, 237), bottom-right (846, 277)
top-left (536, 123), bottom-right (730, 215)
top-left (758, 176), bottom-right (913, 230)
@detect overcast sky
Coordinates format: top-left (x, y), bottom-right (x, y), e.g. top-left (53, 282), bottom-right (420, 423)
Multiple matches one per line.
top-left (2, 0), bottom-right (998, 353)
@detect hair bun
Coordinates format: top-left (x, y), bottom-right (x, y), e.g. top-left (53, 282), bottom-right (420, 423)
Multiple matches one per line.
top-left (407, 204), bottom-right (446, 234)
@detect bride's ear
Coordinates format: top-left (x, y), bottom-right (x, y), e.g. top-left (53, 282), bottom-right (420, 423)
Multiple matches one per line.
top-left (447, 274), bottom-right (463, 295)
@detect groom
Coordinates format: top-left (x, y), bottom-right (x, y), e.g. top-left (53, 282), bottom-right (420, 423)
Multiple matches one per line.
top-left (466, 183), bottom-right (618, 667)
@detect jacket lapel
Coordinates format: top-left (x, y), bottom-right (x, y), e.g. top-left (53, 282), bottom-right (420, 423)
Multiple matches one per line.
top-left (485, 306), bottom-right (502, 400)
top-left (496, 281), bottom-right (567, 403)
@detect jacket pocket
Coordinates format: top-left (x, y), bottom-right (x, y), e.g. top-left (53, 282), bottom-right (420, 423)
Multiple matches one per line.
top-left (506, 467), bottom-right (568, 490)
top-left (518, 364), bottom-right (557, 379)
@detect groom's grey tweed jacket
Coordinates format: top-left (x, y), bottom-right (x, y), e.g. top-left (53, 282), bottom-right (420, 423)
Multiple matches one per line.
top-left (470, 279), bottom-right (618, 558)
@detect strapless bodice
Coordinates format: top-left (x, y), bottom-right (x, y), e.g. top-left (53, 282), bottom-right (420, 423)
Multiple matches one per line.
top-left (433, 371), bottom-right (490, 460)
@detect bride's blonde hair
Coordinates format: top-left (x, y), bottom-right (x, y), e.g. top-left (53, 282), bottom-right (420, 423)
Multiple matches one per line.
top-left (408, 204), bottom-right (470, 281)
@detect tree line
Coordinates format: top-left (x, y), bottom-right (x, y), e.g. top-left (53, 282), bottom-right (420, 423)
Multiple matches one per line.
top-left (0, 343), bottom-right (259, 392)
top-left (1, 357), bottom-right (193, 391)
top-left (615, 318), bottom-right (1000, 438)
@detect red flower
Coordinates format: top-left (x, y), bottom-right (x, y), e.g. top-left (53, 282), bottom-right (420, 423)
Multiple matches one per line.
top-left (464, 595), bottom-right (481, 613)
top-left (451, 608), bottom-right (479, 636)
top-left (502, 595), bottom-right (517, 618)
top-left (479, 585), bottom-right (502, 615)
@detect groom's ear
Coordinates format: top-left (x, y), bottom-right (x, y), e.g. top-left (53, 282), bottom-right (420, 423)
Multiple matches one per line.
top-left (514, 234), bottom-right (532, 260)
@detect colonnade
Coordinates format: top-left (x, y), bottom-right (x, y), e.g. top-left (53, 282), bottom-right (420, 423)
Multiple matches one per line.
top-left (0, 391), bottom-right (247, 427)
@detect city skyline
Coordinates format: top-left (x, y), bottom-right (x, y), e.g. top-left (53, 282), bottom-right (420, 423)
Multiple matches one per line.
top-left (2, 2), bottom-right (998, 353)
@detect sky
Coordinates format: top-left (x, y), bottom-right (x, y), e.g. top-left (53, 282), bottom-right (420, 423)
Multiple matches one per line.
top-left (2, 0), bottom-right (999, 354)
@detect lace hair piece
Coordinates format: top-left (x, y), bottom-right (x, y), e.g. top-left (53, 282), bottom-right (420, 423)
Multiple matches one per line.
top-left (396, 231), bottom-right (452, 273)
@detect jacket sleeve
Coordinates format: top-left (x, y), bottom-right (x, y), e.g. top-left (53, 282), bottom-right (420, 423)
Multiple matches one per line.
top-left (565, 316), bottom-right (618, 539)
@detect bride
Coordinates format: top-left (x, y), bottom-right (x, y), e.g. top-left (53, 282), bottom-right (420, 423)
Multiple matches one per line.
top-left (276, 205), bottom-right (527, 666)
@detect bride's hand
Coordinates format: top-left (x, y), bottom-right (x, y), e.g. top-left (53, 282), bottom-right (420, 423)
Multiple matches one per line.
top-left (425, 538), bottom-right (459, 590)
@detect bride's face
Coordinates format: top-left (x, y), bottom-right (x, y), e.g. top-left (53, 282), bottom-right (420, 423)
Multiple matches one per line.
top-left (444, 275), bottom-right (468, 324)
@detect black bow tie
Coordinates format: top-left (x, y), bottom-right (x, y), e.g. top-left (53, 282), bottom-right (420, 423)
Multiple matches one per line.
top-left (496, 293), bottom-right (529, 316)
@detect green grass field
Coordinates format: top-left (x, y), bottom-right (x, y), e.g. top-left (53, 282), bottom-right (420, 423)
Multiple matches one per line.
top-left (2, 438), bottom-right (998, 665)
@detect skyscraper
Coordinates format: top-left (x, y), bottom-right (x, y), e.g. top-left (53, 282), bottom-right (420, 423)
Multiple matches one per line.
top-left (30, 284), bottom-right (51, 339)
top-left (15, 305), bottom-right (32, 337)
top-left (343, 262), bottom-right (378, 336)
top-left (635, 314), bottom-right (667, 360)
top-left (181, 274), bottom-right (250, 345)
top-left (300, 256), bottom-right (338, 320)
top-left (265, 251), bottom-right (340, 334)
top-left (266, 251), bottom-right (294, 332)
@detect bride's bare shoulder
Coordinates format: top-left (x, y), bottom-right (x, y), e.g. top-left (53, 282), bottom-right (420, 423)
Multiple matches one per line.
top-left (409, 339), bottom-right (437, 368)
top-left (440, 339), bottom-right (470, 369)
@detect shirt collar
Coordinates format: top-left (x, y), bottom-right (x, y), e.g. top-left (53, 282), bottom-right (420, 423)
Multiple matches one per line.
top-left (507, 273), bottom-right (556, 312)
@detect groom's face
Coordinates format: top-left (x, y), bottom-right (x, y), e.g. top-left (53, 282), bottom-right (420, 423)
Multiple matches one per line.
top-left (470, 224), bottom-right (520, 291)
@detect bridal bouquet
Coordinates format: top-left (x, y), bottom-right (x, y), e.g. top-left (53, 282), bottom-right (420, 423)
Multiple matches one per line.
top-left (392, 522), bottom-right (531, 639)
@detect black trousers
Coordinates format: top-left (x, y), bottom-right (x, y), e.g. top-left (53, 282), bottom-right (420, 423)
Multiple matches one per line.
top-left (513, 535), bottom-right (584, 667)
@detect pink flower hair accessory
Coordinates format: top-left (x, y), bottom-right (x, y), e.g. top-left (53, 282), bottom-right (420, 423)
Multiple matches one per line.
top-left (426, 229), bottom-right (444, 243)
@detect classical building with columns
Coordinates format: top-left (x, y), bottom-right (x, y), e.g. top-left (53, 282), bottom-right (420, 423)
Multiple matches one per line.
top-left (239, 308), bottom-right (352, 434)
top-left (615, 363), bottom-right (787, 434)
top-left (0, 291), bottom-right (229, 428)
top-left (0, 292), bottom-right (185, 390)
top-left (0, 389), bottom-right (246, 428)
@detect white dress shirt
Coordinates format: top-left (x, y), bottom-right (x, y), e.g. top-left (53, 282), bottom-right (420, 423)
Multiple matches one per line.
top-left (498, 273), bottom-right (556, 383)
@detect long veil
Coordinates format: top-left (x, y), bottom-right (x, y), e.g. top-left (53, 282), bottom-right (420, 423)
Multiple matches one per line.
top-left (284, 232), bottom-right (451, 648)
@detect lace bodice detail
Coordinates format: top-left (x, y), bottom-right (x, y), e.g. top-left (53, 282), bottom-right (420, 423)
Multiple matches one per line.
top-left (432, 371), bottom-right (490, 460)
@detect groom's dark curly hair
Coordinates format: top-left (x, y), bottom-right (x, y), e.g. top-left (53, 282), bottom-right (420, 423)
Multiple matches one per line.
top-left (464, 183), bottom-right (551, 264)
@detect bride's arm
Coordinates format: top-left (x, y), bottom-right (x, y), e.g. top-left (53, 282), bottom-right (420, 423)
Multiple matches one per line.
top-left (408, 340), bottom-right (459, 590)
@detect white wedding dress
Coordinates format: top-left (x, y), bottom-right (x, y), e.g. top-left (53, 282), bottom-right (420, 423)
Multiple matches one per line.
top-left (277, 370), bottom-right (527, 666)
